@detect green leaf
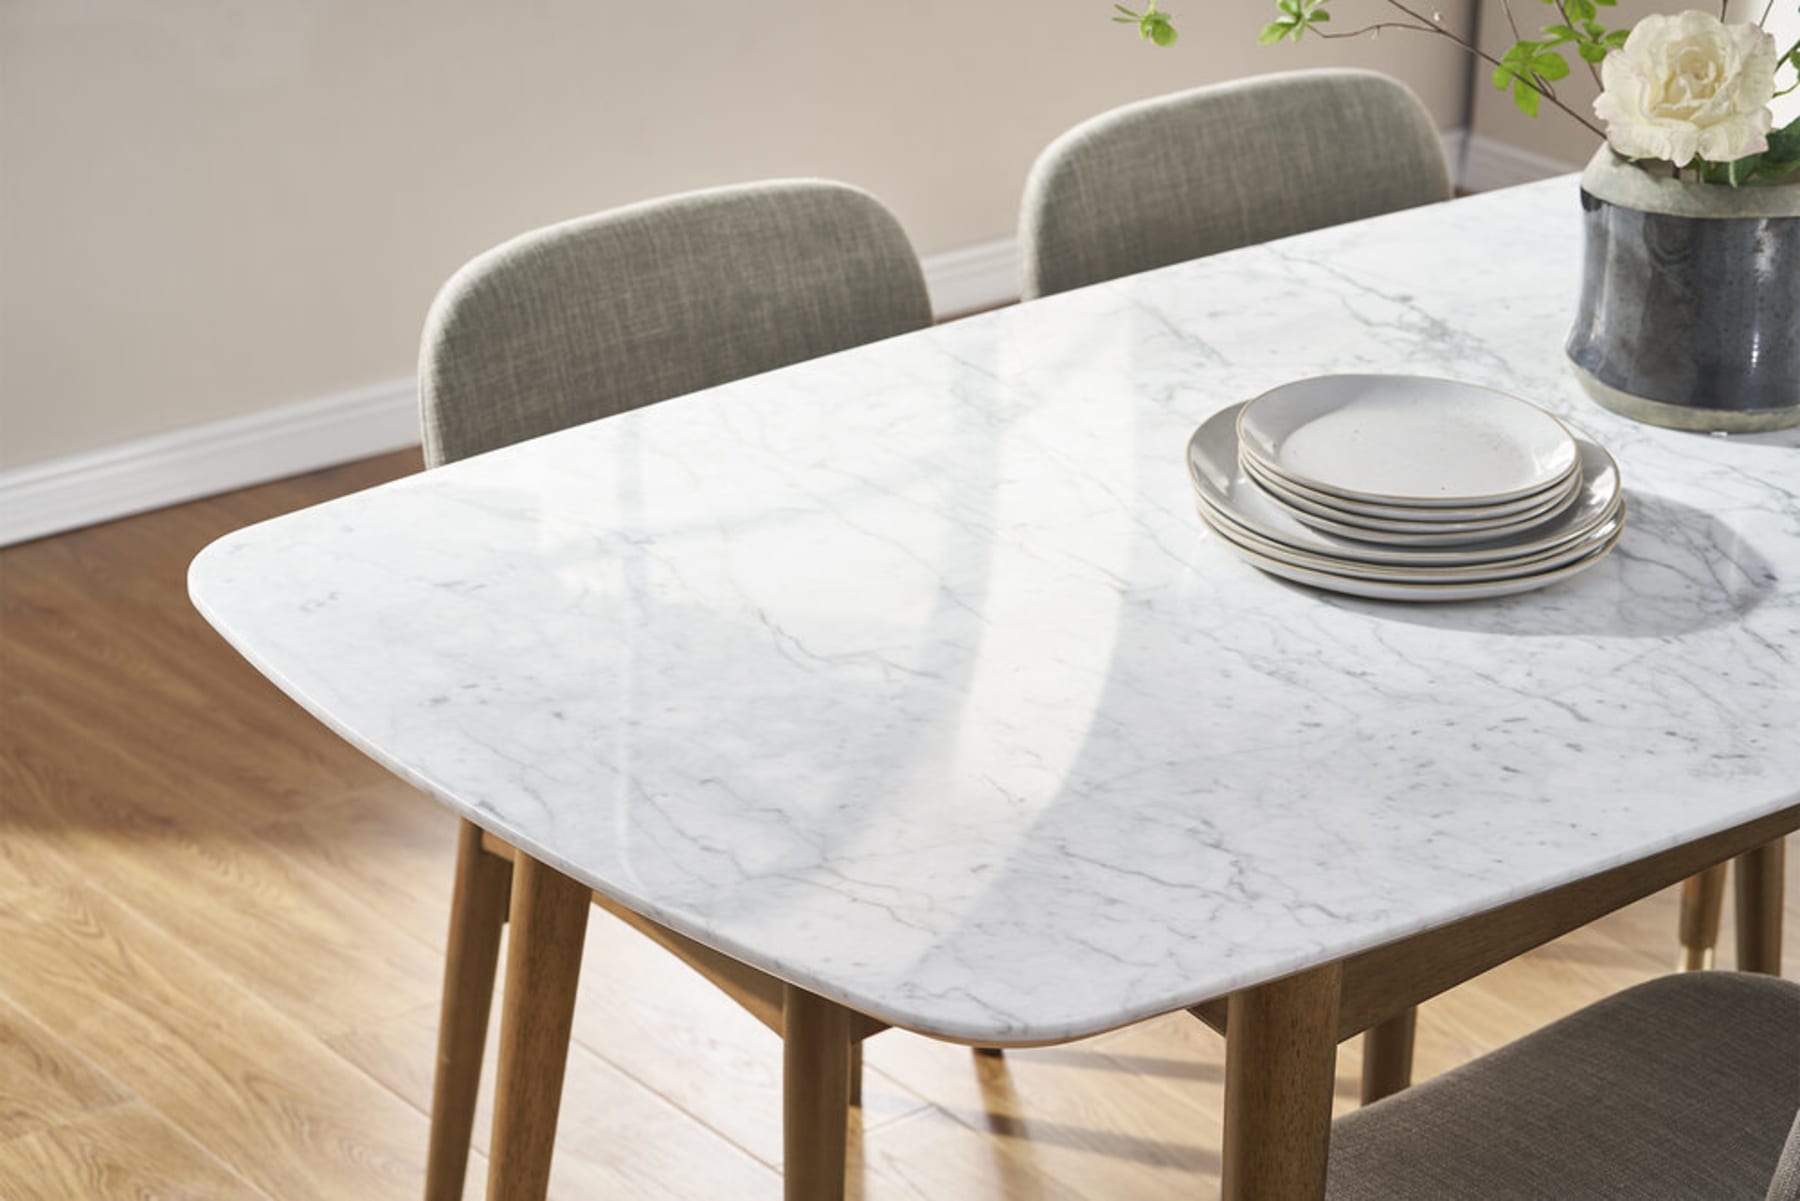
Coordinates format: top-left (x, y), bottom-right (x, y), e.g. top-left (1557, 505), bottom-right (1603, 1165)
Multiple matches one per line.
top-left (1766, 114), bottom-right (1800, 151)
top-left (1148, 17), bottom-right (1178, 44)
top-left (1533, 51), bottom-right (1570, 81)
top-left (1258, 19), bottom-right (1292, 42)
top-left (1513, 77), bottom-right (1541, 117)
top-left (1114, 3), bottom-right (1139, 15)
top-left (1577, 42), bottom-right (1608, 62)
top-left (1499, 40), bottom-right (1540, 67)
top-left (1748, 117), bottom-right (1800, 181)
top-left (1541, 23), bottom-right (1577, 42)
top-left (1567, 0), bottom-right (1596, 21)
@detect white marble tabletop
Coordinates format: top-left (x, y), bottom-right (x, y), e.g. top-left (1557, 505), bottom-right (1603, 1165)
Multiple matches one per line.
top-left (190, 177), bottom-right (1800, 1044)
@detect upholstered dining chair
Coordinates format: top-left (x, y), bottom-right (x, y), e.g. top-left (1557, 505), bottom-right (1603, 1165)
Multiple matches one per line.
top-left (1016, 68), bottom-right (1452, 300)
top-left (415, 179), bottom-right (935, 1200)
top-left (1324, 971), bottom-right (1800, 1200)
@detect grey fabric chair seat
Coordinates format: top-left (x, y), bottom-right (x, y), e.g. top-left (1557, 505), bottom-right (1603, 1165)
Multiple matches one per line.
top-left (1019, 69), bottom-right (1451, 299)
top-left (1327, 972), bottom-right (1800, 1200)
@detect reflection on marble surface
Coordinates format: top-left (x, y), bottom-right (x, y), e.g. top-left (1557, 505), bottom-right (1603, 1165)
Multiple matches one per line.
top-left (189, 178), bottom-right (1800, 1043)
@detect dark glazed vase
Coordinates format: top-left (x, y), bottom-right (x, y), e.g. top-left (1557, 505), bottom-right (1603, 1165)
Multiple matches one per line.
top-left (1567, 148), bottom-right (1800, 433)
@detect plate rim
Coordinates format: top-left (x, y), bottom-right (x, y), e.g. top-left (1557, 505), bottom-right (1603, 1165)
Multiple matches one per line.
top-left (1201, 512), bottom-right (1625, 601)
top-left (1196, 497), bottom-right (1624, 583)
top-left (1238, 447), bottom-right (1582, 522)
top-left (1235, 373), bottom-right (1581, 507)
top-left (1241, 453), bottom-right (1582, 539)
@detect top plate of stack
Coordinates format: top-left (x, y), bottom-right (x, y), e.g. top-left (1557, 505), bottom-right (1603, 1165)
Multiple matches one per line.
top-left (1236, 375), bottom-right (1580, 510)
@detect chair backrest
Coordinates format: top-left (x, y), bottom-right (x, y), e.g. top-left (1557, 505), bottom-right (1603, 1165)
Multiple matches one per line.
top-left (1018, 69), bottom-right (1452, 299)
top-left (420, 180), bottom-right (933, 466)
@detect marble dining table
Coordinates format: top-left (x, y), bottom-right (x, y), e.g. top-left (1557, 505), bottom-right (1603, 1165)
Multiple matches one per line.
top-left (189, 175), bottom-right (1800, 1201)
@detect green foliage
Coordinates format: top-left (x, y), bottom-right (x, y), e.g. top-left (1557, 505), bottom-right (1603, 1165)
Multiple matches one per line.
top-left (1492, 40), bottom-right (1571, 118)
top-left (1258, 0), bottom-right (1331, 45)
top-left (1696, 116), bottom-right (1800, 186)
top-left (1539, 15), bottom-right (1627, 64)
top-left (1762, 118), bottom-right (1800, 181)
top-left (1113, 1), bottom-right (1178, 46)
top-left (1118, 0), bottom-right (1798, 189)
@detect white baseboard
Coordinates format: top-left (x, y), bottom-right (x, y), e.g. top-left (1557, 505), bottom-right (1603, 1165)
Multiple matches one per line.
top-left (0, 139), bottom-right (1576, 548)
top-left (1439, 127), bottom-right (1470, 185)
top-left (1455, 132), bottom-right (1583, 192)
top-left (924, 237), bottom-right (1020, 319)
top-left (0, 242), bottom-right (1028, 548)
top-left (0, 379), bottom-right (419, 546)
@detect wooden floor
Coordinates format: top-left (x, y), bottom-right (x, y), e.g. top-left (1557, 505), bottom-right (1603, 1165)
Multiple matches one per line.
top-left (0, 450), bottom-right (1793, 1200)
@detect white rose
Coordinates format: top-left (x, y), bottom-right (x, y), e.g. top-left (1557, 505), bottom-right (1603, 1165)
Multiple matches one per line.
top-left (1593, 10), bottom-right (1778, 167)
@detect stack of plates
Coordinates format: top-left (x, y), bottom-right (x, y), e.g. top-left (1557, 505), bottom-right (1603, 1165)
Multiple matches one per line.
top-left (1186, 375), bottom-right (1625, 601)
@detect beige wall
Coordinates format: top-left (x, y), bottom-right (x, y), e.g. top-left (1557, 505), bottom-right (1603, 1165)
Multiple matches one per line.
top-left (0, 1), bottom-right (1476, 469)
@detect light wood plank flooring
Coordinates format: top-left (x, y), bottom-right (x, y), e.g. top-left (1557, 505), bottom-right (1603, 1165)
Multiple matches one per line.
top-left (1, 449), bottom-right (1793, 1199)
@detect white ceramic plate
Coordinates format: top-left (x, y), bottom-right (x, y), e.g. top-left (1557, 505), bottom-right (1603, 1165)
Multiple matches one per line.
top-left (1239, 450), bottom-right (1582, 522)
top-left (1236, 375), bottom-right (1579, 507)
top-left (1188, 402), bottom-right (1622, 567)
top-left (1242, 454), bottom-right (1581, 540)
top-left (1196, 497), bottom-right (1623, 584)
top-left (1199, 507), bottom-right (1624, 601)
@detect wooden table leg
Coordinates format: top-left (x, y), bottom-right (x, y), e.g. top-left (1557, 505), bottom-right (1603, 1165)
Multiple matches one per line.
top-left (486, 852), bottom-right (590, 1201)
top-left (783, 983), bottom-right (851, 1201)
top-left (1735, 838), bottom-right (1786, 975)
top-left (1221, 964), bottom-right (1342, 1201)
top-left (1678, 864), bottom-right (1729, 971)
top-left (1358, 1006), bottom-right (1416, 1105)
top-left (426, 820), bottom-right (514, 1201)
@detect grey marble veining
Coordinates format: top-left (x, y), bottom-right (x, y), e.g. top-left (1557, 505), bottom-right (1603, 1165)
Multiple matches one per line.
top-left (189, 178), bottom-right (1800, 1044)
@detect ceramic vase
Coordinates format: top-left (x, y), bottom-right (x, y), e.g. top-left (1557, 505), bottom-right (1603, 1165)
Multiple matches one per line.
top-left (1566, 147), bottom-right (1800, 433)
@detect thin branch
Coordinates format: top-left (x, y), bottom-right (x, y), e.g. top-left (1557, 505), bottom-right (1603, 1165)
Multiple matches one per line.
top-left (1759, 0), bottom-right (1775, 27)
top-left (1316, 21), bottom-right (1439, 37)
top-left (1501, 0), bottom-right (1523, 42)
top-left (1771, 35), bottom-right (1800, 99)
top-left (1376, 0), bottom-right (1609, 137)
top-left (1555, 0), bottom-right (1603, 87)
top-left (1720, 0), bottom-right (1729, 23)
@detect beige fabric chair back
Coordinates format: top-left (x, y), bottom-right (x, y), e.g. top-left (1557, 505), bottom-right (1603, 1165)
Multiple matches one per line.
top-left (1019, 69), bottom-right (1452, 299)
top-left (420, 180), bottom-right (933, 466)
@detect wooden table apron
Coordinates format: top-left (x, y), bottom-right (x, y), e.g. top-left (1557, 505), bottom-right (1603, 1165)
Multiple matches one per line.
top-left (472, 808), bottom-right (1793, 1201)
top-left (187, 177), bottom-right (1800, 1200)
